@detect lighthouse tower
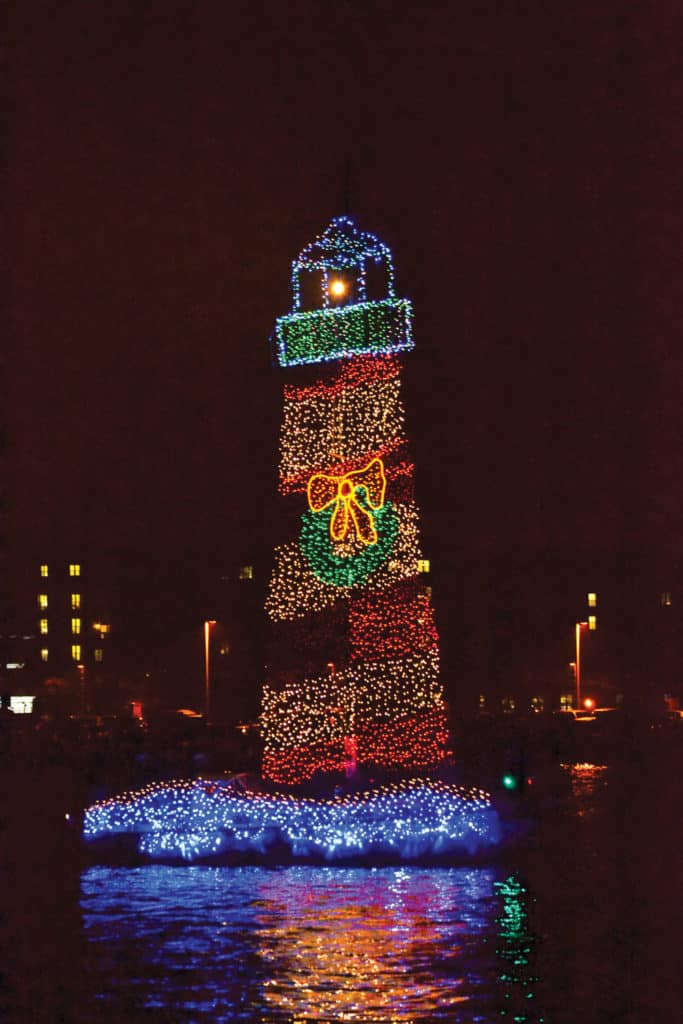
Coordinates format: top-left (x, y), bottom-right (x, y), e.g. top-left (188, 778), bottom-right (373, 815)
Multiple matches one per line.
top-left (261, 217), bottom-right (450, 785)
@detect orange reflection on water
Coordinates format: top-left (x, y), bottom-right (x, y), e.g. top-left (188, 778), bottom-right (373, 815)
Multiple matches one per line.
top-left (254, 867), bottom-right (489, 1022)
top-left (561, 762), bottom-right (609, 818)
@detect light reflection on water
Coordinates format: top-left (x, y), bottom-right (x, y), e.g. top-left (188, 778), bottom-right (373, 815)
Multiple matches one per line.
top-left (81, 864), bottom-right (540, 1022)
top-left (561, 762), bottom-right (609, 818)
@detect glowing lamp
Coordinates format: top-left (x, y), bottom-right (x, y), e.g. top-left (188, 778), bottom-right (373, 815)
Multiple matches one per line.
top-left (329, 278), bottom-right (347, 298)
top-left (583, 697), bottom-right (595, 711)
top-left (501, 773), bottom-right (518, 791)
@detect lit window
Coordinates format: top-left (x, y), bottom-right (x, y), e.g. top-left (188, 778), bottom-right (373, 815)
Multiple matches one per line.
top-left (588, 615), bottom-right (597, 631)
top-left (10, 696), bottom-right (35, 714)
top-left (69, 564), bottom-right (81, 577)
top-left (40, 648), bottom-right (48, 662)
top-left (94, 649), bottom-right (103, 663)
top-left (39, 594), bottom-right (48, 610)
top-left (417, 559), bottom-right (430, 573)
top-left (587, 592), bottom-right (597, 607)
top-left (40, 564), bottom-right (49, 578)
top-left (39, 618), bottom-right (48, 635)
top-left (239, 565), bottom-right (254, 580)
top-left (71, 644), bottom-right (81, 661)
top-left (71, 593), bottom-right (81, 610)
top-left (93, 622), bottom-right (110, 637)
top-left (560, 693), bottom-right (573, 710)
top-left (71, 618), bottom-right (81, 635)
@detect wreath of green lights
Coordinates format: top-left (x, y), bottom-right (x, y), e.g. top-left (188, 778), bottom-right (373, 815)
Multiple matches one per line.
top-left (300, 499), bottom-right (399, 588)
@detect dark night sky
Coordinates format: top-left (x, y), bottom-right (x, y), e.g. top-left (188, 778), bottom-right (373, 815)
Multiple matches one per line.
top-left (6, 1), bottom-right (683, 698)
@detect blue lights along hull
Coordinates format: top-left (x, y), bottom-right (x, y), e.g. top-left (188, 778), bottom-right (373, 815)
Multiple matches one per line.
top-left (83, 776), bottom-right (503, 866)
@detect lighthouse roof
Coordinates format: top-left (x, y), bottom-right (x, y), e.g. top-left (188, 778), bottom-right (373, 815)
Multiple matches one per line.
top-left (293, 216), bottom-right (393, 272)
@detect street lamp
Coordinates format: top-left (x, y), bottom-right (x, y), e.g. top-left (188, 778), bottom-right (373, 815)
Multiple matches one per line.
top-left (204, 620), bottom-right (216, 721)
top-left (575, 621), bottom-right (588, 710)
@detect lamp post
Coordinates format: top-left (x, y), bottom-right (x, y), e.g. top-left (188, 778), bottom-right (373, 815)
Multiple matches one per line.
top-left (204, 620), bottom-right (216, 721)
top-left (575, 621), bottom-right (588, 710)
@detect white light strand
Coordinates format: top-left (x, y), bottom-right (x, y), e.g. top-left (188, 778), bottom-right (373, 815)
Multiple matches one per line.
top-left (279, 374), bottom-right (407, 491)
top-left (262, 650), bottom-right (443, 753)
top-left (83, 777), bottom-right (501, 862)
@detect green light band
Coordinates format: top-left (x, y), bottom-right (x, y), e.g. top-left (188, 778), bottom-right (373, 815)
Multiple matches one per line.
top-left (276, 298), bottom-right (414, 368)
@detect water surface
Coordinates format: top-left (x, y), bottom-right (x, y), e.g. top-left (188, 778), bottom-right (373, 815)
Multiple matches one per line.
top-left (6, 753), bottom-right (682, 1023)
top-left (78, 756), bottom-right (683, 1023)
top-left (82, 863), bottom-right (529, 1022)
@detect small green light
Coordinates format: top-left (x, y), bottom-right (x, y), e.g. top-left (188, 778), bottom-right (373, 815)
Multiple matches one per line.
top-left (502, 773), bottom-right (518, 791)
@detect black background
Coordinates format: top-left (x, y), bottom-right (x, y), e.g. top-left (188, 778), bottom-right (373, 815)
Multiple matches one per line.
top-left (5, 1), bottom-right (683, 712)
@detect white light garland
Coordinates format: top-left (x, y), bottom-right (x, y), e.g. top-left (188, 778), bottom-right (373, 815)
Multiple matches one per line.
top-left (83, 777), bottom-right (501, 863)
top-left (261, 650), bottom-right (443, 753)
top-left (279, 372), bottom-right (407, 493)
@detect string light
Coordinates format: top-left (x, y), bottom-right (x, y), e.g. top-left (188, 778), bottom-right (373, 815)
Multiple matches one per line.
top-left (283, 353), bottom-right (401, 403)
top-left (262, 649), bottom-right (443, 751)
top-left (282, 441), bottom-right (412, 500)
top-left (348, 579), bottom-right (439, 661)
top-left (307, 456), bottom-right (387, 545)
top-left (278, 366), bottom-right (407, 493)
top-left (276, 297), bottom-right (414, 368)
top-left (300, 500), bottom-right (399, 588)
top-left (265, 502), bottom-right (425, 621)
top-left (275, 218), bottom-right (414, 368)
top-left (261, 647), bottom-right (447, 785)
top-left (80, 218), bottom-right (504, 864)
top-left (266, 575), bottom-right (439, 682)
top-left (261, 709), bottom-right (451, 785)
top-left (287, 215), bottom-right (397, 311)
top-left (261, 216), bottom-right (454, 784)
top-left (83, 777), bottom-right (500, 862)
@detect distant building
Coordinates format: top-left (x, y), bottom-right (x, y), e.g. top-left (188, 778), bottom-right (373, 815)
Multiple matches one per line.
top-left (35, 560), bottom-right (110, 676)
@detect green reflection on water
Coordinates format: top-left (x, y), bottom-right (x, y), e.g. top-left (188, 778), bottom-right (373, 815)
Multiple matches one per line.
top-left (494, 875), bottom-right (544, 1023)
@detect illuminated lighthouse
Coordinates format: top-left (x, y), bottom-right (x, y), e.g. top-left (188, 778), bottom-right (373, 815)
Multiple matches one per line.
top-left (81, 217), bottom-right (502, 865)
top-left (261, 216), bottom-right (450, 785)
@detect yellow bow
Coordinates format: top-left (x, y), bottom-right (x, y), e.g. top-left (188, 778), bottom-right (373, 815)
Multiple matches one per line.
top-left (307, 457), bottom-right (387, 546)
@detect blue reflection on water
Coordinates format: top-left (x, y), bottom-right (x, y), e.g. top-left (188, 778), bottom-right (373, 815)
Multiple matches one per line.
top-left (81, 864), bottom-right (525, 1022)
